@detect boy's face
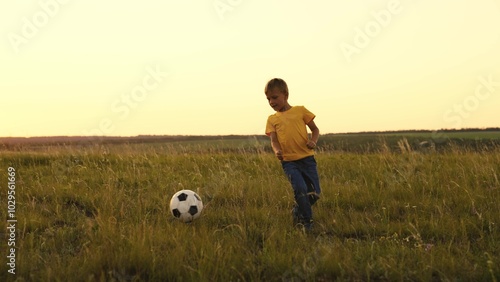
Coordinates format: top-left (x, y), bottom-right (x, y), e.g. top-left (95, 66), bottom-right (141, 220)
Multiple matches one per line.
top-left (266, 88), bottom-right (289, 112)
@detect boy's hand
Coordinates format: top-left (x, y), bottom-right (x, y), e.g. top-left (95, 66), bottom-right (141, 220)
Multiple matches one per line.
top-left (275, 150), bottom-right (284, 161)
top-left (306, 140), bottom-right (317, 149)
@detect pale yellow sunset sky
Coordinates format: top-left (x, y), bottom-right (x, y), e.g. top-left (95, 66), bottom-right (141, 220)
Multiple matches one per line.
top-left (1, 0), bottom-right (499, 137)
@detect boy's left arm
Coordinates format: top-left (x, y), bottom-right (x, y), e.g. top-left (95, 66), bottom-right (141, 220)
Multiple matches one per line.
top-left (306, 120), bottom-right (320, 149)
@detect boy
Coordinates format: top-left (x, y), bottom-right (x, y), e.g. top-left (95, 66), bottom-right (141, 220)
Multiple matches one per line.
top-left (264, 78), bottom-right (321, 231)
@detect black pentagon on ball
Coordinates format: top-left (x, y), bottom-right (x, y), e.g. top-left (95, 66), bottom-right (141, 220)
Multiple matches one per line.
top-left (177, 192), bottom-right (188, 201)
top-left (172, 209), bottom-right (181, 218)
top-left (188, 205), bottom-right (198, 216)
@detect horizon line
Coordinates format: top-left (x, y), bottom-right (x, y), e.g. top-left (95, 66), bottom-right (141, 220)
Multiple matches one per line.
top-left (1, 127), bottom-right (499, 139)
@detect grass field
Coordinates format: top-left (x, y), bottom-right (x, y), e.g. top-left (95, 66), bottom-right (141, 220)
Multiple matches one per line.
top-left (0, 133), bottom-right (499, 281)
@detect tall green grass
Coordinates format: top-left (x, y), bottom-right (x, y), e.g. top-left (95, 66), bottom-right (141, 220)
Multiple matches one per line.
top-left (0, 142), bottom-right (499, 281)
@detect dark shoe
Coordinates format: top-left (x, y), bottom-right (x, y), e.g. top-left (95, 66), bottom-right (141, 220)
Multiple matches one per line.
top-left (304, 219), bottom-right (313, 230)
top-left (296, 219), bottom-right (314, 233)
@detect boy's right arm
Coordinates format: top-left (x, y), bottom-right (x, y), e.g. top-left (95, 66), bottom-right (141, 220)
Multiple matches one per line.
top-left (269, 132), bottom-right (283, 161)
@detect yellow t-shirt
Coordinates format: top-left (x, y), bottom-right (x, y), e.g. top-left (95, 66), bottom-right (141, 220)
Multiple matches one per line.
top-left (265, 106), bottom-right (316, 161)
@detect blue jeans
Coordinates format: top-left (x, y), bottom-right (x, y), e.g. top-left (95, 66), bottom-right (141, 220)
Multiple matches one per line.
top-left (281, 156), bottom-right (321, 222)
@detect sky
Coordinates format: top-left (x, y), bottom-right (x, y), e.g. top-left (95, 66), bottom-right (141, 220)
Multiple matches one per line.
top-left (1, 0), bottom-right (499, 137)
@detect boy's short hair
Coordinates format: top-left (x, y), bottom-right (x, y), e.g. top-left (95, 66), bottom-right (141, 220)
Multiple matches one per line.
top-left (265, 78), bottom-right (289, 95)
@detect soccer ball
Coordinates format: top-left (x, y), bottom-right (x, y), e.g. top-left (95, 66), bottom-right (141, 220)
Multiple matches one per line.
top-left (169, 190), bottom-right (203, 223)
